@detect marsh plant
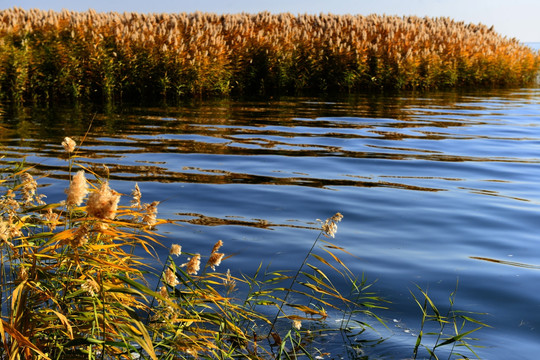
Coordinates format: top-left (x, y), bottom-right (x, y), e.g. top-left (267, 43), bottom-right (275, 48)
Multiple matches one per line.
top-left (0, 8), bottom-right (538, 102)
top-left (0, 137), bottom-right (488, 359)
top-left (409, 282), bottom-right (490, 360)
top-left (0, 136), bottom-right (387, 359)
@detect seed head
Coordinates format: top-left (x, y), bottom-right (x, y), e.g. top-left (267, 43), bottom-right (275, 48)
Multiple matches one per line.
top-left (211, 239), bottom-right (223, 254)
top-left (159, 285), bottom-right (169, 298)
top-left (72, 225), bottom-right (89, 248)
top-left (223, 269), bottom-right (237, 294)
top-left (0, 190), bottom-right (19, 215)
top-left (131, 183), bottom-right (142, 209)
top-left (164, 268), bottom-right (179, 287)
top-left (81, 278), bottom-right (100, 297)
top-left (62, 137), bottom-right (76, 153)
top-left (207, 252), bottom-right (224, 271)
top-left (170, 244), bottom-right (182, 256)
top-left (21, 172), bottom-right (42, 205)
top-left (0, 219), bottom-right (9, 244)
top-left (86, 181), bottom-right (120, 220)
top-left (318, 212), bottom-right (343, 238)
top-left (158, 285), bottom-right (170, 306)
top-left (6, 216), bottom-right (22, 240)
top-left (142, 201), bottom-right (159, 227)
top-left (18, 266), bottom-right (28, 281)
top-left (65, 170), bottom-right (88, 207)
top-left (181, 254), bottom-right (201, 275)
top-left (45, 208), bottom-right (60, 232)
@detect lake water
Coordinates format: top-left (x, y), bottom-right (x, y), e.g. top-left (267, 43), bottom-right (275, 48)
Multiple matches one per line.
top-left (1, 89), bottom-right (540, 358)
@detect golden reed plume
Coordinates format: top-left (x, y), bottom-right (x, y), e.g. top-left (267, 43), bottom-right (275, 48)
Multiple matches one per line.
top-left (0, 7), bottom-right (537, 101)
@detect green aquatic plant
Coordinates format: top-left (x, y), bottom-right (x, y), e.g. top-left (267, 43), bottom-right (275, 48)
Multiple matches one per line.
top-left (410, 281), bottom-right (489, 360)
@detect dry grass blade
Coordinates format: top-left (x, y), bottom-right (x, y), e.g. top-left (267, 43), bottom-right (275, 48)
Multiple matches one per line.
top-left (1, 319), bottom-right (50, 359)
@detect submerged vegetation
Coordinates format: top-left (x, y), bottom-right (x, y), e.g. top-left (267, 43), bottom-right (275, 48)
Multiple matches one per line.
top-left (0, 136), bottom-right (489, 358)
top-left (0, 8), bottom-right (538, 102)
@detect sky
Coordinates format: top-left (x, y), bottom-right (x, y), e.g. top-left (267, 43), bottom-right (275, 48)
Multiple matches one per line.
top-left (3, 0), bottom-right (540, 42)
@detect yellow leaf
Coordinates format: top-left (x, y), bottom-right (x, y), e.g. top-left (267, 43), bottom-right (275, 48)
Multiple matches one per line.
top-left (133, 320), bottom-right (158, 360)
top-left (1, 319), bottom-right (50, 359)
top-left (49, 310), bottom-right (73, 340)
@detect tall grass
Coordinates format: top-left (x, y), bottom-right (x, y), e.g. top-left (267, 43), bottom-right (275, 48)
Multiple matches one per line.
top-left (0, 8), bottom-right (538, 102)
top-left (410, 281), bottom-right (490, 359)
top-left (0, 136), bottom-right (395, 359)
top-left (0, 136), bottom-right (491, 358)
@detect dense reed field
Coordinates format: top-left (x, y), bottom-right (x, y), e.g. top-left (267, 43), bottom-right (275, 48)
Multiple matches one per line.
top-left (0, 8), bottom-right (538, 102)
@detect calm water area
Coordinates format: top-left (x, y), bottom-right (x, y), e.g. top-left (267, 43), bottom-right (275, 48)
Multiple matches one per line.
top-left (1, 88), bottom-right (540, 358)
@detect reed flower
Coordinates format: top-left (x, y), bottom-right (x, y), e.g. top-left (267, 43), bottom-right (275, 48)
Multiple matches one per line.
top-left (102, 164), bottom-right (110, 178)
top-left (72, 225), bottom-right (89, 248)
top-left (131, 183), bottom-right (142, 209)
top-left (62, 137), bottom-right (76, 153)
top-left (6, 215), bottom-right (22, 239)
top-left (208, 252), bottom-right (224, 271)
top-left (86, 181), bottom-right (120, 220)
top-left (81, 278), bottom-right (100, 296)
top-left (45, 208), bottom-right (60, 231)
top-left (181, 254), bottom-right (201, 275)
top-left (170, 244), bottom-right (182, 256)
top-left (211, 239), bottom-right (223, 254)
top-left (0, 219), bottom-right (9, 244)
top-left (318, 212), bottom-right (343, 238)
top-left (292, 320), bottom-right (302, 330)
top-left (159, 285), bottom-right (169, 298)
top-left (223, 268), bottom-right (237, 294)
top-left (164, 268), bottom-right (179, 287)
top-left (18, 266), bottom-right (28, 281)
top-left (0, 190), bottom-right (19, 215)
top-left (157, 285), bottom-right (170, 306)
top-left (65, 170), bottom-right (88, 207)
top-left (21, 172), bottom-right (43, 205)
top-left (142, 201), bottom-right (159, 226)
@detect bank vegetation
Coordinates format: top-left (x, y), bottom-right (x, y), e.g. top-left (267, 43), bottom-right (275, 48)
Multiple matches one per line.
top-left (0, 8), bottom-right (538, 101)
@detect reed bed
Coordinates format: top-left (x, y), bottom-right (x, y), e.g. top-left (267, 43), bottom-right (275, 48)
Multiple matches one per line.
top-left (0, 8), bottom-right (538, 102)
top-left (0, 135), bottom-right (490, 358)
top-left (0, 136), bottom-right (392, 359)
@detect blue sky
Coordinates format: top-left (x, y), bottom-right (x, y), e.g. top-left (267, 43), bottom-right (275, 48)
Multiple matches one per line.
top-left (4, 0), bottom-right (540, 42)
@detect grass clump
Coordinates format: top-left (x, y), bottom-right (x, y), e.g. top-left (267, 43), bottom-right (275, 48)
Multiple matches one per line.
top-left (0, 8), bottom-right (538, 102)
top-left (0, 137), bottom-right (388, 359)
top-left (410, 281), bottom-right (490, 360)
top-left (0, 136), bottom-right (490, 359)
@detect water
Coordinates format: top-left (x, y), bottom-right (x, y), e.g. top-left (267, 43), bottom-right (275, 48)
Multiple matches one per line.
top-left (2, 89), bottom-right (540, 358)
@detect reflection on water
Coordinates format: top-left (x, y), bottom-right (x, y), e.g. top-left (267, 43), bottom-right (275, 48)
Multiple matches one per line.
top-left (2, 88), bottom-right (540, 358)
top-left (470, 256), bottom-right (540, 270)
top-left (177, 212), bottom-right (316, 230)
